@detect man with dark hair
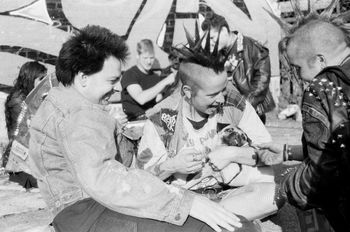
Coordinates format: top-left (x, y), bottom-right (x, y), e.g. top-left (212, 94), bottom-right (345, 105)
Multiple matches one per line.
top-left (27, 25), bottom-right (257, 232)
top-left (138, 27), bottom-right (277, 221)
top-left (201, 13), bottom-right (275, 124)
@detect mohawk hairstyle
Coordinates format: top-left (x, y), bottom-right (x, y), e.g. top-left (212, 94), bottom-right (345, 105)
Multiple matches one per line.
top-left (267, 0), bottom-right (350, 83)
top-left (174, 22), bottom-right (232, 73)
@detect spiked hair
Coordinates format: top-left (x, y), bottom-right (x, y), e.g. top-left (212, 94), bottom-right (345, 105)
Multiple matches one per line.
top-left (267, 0), bottom-right (350, 82)
top-left (268, 0), bottom-right (349, 36)
top-left (174, 23), bottom-right (232, 74)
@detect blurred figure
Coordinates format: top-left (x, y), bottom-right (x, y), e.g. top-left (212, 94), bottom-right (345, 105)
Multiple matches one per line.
top-left (201, 13), bottom-right (275, 124)
top-left (121, 39), bottom-right (176, 121)
top-left (3, 61), bottom-right (47, 189)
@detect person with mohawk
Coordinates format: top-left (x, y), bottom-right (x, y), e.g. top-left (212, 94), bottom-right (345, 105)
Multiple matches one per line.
top-left (257, 1), bottom-right (350, 230)
top-left (137, 25), bottom-right (278, 221)
top-left (28, 25), bottom-right (259, 232)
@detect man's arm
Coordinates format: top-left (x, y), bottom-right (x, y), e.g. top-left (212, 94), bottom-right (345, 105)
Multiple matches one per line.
top-left (136, 120), bottom-right (243, 231)
top-left (209, 101), bottom-right (271, 169)
top-left (137, 120), bottom-right (174, 180)
top-left (138, 120), bottom-right (203, 180)
top-left (127, 73), bottom-right (175, 105)
top-left (59, 109), bottom-right (193, 225)
top-left (276, 89), bottom-right (338, 210)
top-left (208, 146), bottom-right (256, 170)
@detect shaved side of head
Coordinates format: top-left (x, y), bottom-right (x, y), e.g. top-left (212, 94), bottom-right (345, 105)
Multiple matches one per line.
top-left (288, 20), bottom-right (349, 64)
top-left (178, 62), bottom-right (225, 93)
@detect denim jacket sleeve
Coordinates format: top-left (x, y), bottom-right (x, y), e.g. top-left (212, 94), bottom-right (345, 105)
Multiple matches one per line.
top-left (57, 107), bottom-right (194, 225)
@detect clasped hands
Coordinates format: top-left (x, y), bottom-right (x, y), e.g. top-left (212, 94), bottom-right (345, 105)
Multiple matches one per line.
top-left (171, 143), bottom-right (285, 175)
top-left (206, 143), bottom-right (285, 171)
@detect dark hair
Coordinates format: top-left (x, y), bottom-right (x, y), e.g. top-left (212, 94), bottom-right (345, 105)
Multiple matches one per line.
top-left (56, 25), bottom-right (129, 86)
top-left (201, 13), bottom-right (230, 32)
top-left (4, 61), bottom-right (47, 140)
top-left (12, 61), bottom-right (47, 96)
top-left (176, 23), bottom-right (230, 74)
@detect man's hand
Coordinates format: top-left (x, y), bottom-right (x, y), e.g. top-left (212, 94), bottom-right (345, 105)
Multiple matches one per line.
top-left (155, 93), bottom-right (163, 103)
top-left (107, 104), bottom-right (128, 128)
top-left (163, 148), bottom-right (204, 174)
top-left (256, 143), bottom-right (283, 165)
top-left (208, 146), bottom-right (236, 170)
top-left (190, 195), bottom-right (242, 232)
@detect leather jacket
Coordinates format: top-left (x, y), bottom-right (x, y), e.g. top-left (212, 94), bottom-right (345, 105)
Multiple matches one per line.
top-left (276, 59), bottom-right (350, 231)
top-left (226, 32), bottom-right (275, 115)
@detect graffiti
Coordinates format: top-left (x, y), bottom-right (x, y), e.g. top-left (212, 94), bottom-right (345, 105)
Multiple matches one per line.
top-left (123, 0), bottom-right (148, 40)
top-left (0, 0), bottom-right (281, 87)
top-left (0, 45), bottom-right (57, 65)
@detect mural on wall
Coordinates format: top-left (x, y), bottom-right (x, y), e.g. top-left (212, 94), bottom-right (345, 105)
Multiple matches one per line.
top-left (0, 0), bottom-right (281, 89)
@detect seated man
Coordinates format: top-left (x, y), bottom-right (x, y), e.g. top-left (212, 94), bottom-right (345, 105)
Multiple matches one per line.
top-left (201, 13), bottom-right (275, 124)
top-left (27, 25), bottom-right (259, 232)
top-left (121, 39), bottom-right (176, 121)
top-left (137, 28), bottom-right (278, 220)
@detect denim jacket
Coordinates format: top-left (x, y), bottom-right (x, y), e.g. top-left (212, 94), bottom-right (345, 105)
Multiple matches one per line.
top-left (277, 59), bottom-right (350, 230)
top-left (27, 84), bottom-right (194, 225)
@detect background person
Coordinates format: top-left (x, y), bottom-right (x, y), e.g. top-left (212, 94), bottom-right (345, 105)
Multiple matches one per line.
top-left (3, 61), bottom-right (47, 189)
top-left (121, 39), bottom-right (176, 121)
top-left (201, 13), bottom-right (275, 124)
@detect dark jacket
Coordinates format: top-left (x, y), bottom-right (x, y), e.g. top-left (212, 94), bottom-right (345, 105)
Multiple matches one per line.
top-left (277, 59), bottom-right (350, 231)
top-left (227, 33), bottom-right (275, 116)
top-left (2, 91), bottom-right (26, 167)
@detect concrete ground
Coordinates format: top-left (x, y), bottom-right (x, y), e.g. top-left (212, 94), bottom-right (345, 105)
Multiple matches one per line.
top-left (0, 111), bottom-right (308, 232)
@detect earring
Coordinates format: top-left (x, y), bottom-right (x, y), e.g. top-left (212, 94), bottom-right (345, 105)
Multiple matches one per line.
top-left (319, 55), bottom-right (326, 70)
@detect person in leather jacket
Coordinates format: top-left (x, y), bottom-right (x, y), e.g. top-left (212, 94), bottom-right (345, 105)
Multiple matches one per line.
top-left (256, 16), bottom-right (350, 231)
top-left (201, 13), bottom-right (275, 124)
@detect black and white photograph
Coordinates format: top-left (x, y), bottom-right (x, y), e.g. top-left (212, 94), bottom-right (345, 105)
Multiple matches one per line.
top-left (0, 0), bottom-right (349, 231)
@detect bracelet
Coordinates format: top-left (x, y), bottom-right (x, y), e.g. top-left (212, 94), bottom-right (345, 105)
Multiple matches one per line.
top-left (283, 144), bottom-right (291, 161)
top-left (254, 150), bottom-right (260, 167)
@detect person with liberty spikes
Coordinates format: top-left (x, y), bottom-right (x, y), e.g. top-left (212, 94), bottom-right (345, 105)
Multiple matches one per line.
top-left (28, 24), bottom-right (262, 232)
top-left (137, 24), bottom-right (278, 221)
top-left (257, 0), bottom-right (350, 230)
